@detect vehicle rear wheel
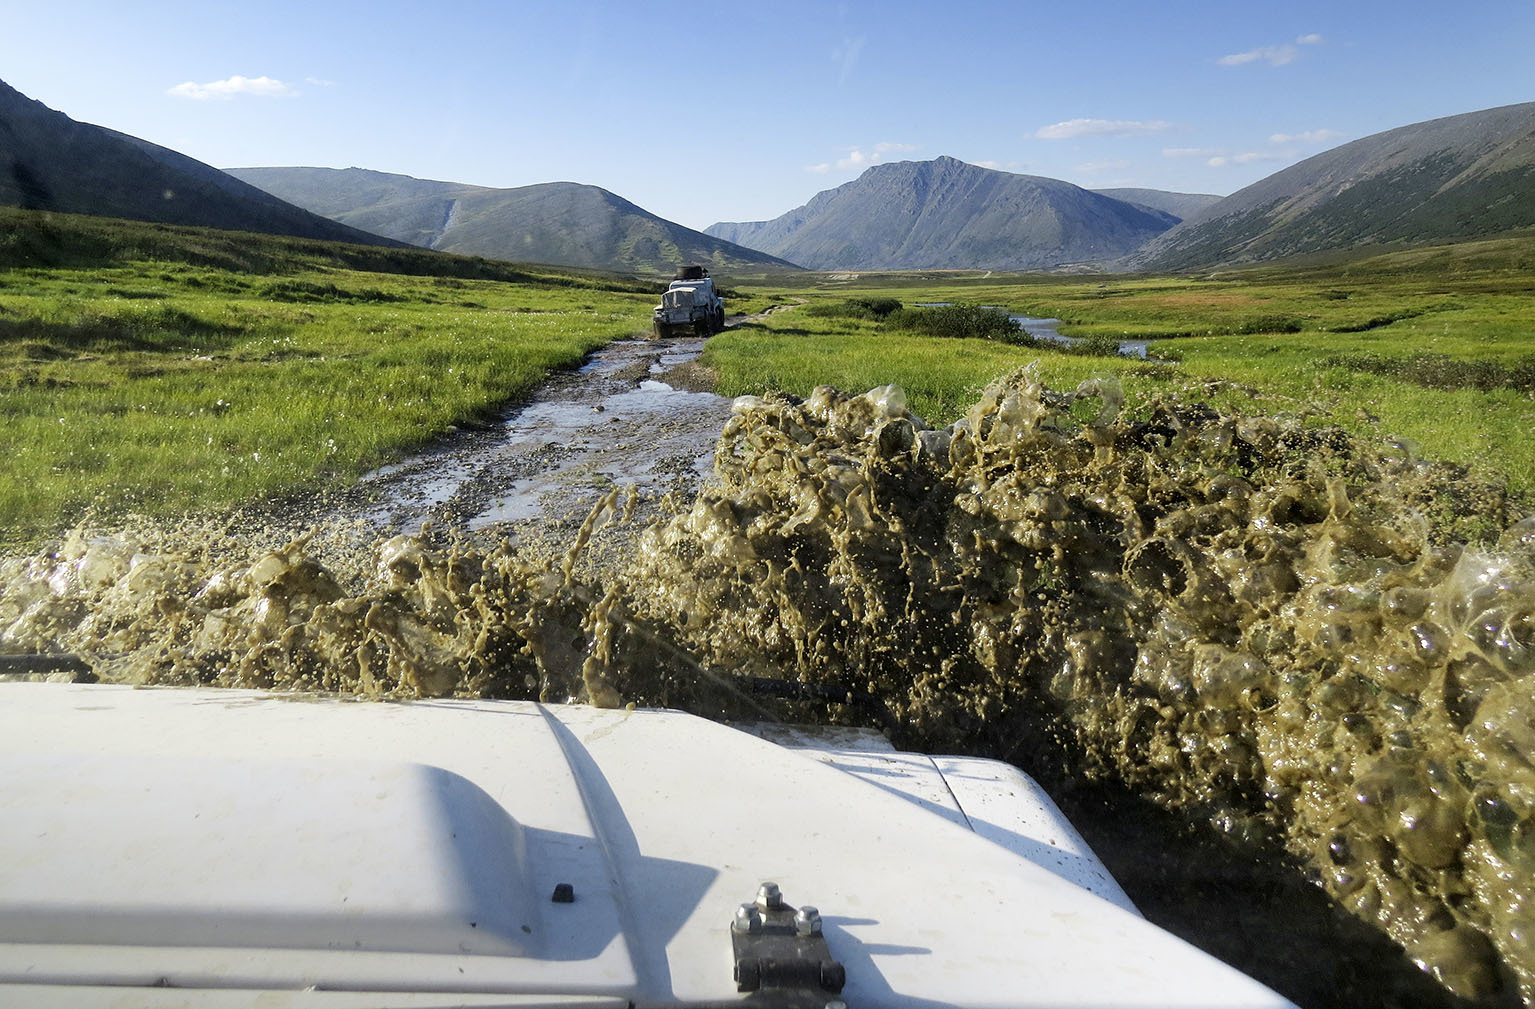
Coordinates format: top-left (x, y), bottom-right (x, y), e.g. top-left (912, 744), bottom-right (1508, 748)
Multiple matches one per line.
top-left (695, 318), bottom-right (710, 337)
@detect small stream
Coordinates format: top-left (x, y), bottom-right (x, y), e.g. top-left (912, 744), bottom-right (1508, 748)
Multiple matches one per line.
top-left (1010, 314), bottom-right (1151, 359)
top-left (913, 303), bottom-right (1151, 358)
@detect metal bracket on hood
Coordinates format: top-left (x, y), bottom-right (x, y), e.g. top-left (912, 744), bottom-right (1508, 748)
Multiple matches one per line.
top-left (729, 881), bottom-right (848, 1008)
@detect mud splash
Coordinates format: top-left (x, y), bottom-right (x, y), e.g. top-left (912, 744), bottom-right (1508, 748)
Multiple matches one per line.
top-left (2, 368), bottom-right (1532, 1007)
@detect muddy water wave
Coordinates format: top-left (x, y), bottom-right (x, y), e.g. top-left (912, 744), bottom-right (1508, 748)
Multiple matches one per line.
top-left (2, 368), bottom-right (1532, 1006)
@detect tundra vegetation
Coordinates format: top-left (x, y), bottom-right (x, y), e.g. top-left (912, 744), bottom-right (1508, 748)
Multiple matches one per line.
top-left (3, 207), bottom-right (1535, 1008)
top-left (0, 208), bottom-right (663, 546)
top-left (2, 208), bottom-right (1530, 549)
top-left (3, 209), bottom-right (1532, 547)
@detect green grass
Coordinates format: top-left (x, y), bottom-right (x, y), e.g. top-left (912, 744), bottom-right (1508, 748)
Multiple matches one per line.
top-left (0, 210), bottom-right (661, 546)
top-left (705, 315), bottom-right (1148, 425)
top-left (0, 205), bottom-right (662, 291)
top-left (7, 209), bottom-right (1533, 546)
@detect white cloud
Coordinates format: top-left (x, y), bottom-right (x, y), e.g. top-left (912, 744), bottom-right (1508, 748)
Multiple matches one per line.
top-left (974, 159), bottom-right (1001, 170)
top-left (167, 75), bottom-right (299, 100)
top-left (1218, 44), bottom-right (1298, 67)
top-left (1269, 128), bottom-right (1343, 145)
top-left (1035, 118), bottom-right (1174, 139)
top-left (832, 35), bottom-right (866, 85)
top-left (804, 142), bottom-right (919, 174)
top-left (1219, 32), bottom-right (1323, 67)
top-left (1208, 151), bottom-right (1290, 168)
top-left (1167, 122), bottom-right (1338, 170)
top-left (1075, 159), bottom-right (1132, 174)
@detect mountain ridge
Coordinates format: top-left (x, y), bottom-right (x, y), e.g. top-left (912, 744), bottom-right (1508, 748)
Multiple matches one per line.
top-left (1132, 101), bottom-right (1535, 271)
top-left (704, 156), bottom-right (1178, 271)
top-left (0, 79), bottom-right (398, 248)
top-left (227, 166), bottom-right (800, 276)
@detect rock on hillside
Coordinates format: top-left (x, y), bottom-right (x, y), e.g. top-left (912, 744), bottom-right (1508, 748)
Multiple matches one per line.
top-left (705, 156), bottom-right (1179, 271)
top-left (227, 167), bottom-right (800, 277)
top-left (1132, 102), bottom-right (1535, 271)
top-left (0, 79), bottom-right (396, 247)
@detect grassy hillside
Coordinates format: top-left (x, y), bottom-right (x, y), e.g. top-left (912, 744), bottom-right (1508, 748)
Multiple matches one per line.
top-left (1136, 102), bottom-right (1535, 270)
top-left (228, 167), bottom-right (801, 277)
top-left (0, 79), bottom-right (395, 248)
top-left (0, 206), bottom-right (658, 287)
top-left (0, 208), bottom-right (660, 546)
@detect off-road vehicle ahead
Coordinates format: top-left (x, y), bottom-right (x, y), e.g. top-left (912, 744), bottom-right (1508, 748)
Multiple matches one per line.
top-left (654, 264), bottom-right (724, 338)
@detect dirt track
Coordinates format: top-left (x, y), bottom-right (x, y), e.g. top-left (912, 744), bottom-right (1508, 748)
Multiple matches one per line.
top-left (334, 333), bottom-right (729, 559)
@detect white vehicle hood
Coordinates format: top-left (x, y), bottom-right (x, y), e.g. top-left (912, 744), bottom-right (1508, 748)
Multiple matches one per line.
top-left (0, 683), bottom-right (1294, 1008)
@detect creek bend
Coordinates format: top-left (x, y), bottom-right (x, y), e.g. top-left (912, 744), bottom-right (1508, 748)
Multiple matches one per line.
top-left (913, 303), bottom-right (1151, 357)
top-left (1010, 314), bottom-right (1152, 359)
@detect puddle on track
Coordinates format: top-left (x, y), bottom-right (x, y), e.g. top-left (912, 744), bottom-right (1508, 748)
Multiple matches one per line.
top-left (349, 337), bottom-right (729, 548)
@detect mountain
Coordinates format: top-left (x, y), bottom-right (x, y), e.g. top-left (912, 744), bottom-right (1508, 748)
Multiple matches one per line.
top-left (227, 167), bottom-right (800, 276)
top-left (0, 79), bottom-right (396, 247)
top-left (1091, 188), bottom-right (1223, 222)
top-left (1133, 102), bottom-right (1535, 271)
top-left (704, 157), bottom-right (1179, 271)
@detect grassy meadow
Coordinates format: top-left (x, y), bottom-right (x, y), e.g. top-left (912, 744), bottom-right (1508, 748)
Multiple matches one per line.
top-left (712, 236), bottom-right (1535, 497)
top-left (3, 206), bottom-right (1531, 546)
top-left (0, 209), bottom-right (660, 546)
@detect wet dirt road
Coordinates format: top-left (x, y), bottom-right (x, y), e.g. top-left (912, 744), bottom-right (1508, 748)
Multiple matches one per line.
top-left (344, 333), bottom-right (731, 554)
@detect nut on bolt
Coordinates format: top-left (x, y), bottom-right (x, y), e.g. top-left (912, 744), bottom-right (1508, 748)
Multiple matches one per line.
top-left (794, 904), bottom-right (823, 937)
top-left (732, 902), bottom-right (763, 934)
top-left (756, 881), bottom-right (784, 911)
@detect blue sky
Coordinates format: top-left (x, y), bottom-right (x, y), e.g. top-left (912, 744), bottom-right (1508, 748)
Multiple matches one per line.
top-left (3, 0), bottom-right (1531, 230)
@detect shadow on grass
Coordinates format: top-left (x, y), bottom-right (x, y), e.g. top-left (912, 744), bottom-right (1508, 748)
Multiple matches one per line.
top-left (0, 310), bottom-right (243, 354)
top-left (1323, 351), bottom-right (1535, 394)
top-left (728, 321), bottom-right (815, 337)
top-left (258, 279), bottom-right (412, 304)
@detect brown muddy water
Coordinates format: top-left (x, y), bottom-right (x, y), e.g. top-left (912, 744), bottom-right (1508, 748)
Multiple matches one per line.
top-left (2, 357), bottom-right (1533, 1009)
